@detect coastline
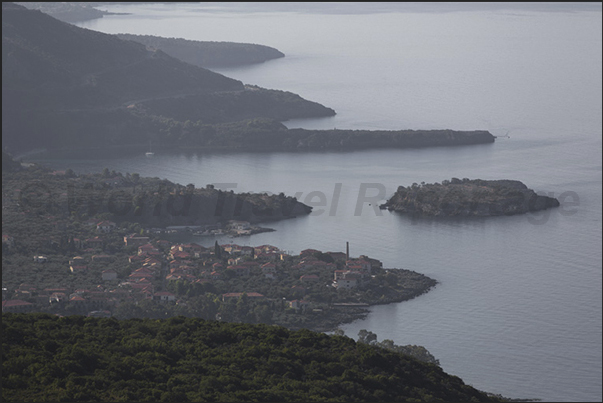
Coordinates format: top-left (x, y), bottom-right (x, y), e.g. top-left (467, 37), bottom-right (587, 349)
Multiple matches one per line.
top-left (296, 268), bottom-right (438, 333)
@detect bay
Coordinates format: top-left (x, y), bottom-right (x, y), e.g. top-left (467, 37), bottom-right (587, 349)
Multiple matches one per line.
top-left (30, 3), bottom-right (602, 402)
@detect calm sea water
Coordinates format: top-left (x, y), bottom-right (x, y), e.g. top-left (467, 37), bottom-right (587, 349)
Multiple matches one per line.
top-left (32, 3), bottom-right (602, 401)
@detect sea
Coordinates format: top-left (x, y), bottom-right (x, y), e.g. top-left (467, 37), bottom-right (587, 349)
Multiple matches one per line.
top-left (28, 3), bottom-right (602, 401)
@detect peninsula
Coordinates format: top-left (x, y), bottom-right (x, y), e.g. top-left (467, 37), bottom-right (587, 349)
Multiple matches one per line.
top-left (381, 178), bottom-right (560, 217)
top-left (3, 3), bottom-right (495, 156)
top-left (1, 158), bottom-right (312, 231)
top-left (179, 119), bottom-right (495, 151)
top-left (116, 34), bottom-right (285, 68)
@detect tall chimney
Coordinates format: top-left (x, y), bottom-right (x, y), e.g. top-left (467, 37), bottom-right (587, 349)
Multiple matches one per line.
top-left (346, 242), bottom-right (349, 261)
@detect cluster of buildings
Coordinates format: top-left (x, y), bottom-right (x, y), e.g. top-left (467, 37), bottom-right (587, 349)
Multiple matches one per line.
top-left (3, 283), bottom-right (115, 314)
top-left (4, 220), bottom-right (381, 316)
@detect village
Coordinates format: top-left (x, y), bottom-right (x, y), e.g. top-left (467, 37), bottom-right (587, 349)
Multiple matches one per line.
top-left (1, 166), bottom-right (433, 330)
top-left (2, 218), bottom-right (435, 331)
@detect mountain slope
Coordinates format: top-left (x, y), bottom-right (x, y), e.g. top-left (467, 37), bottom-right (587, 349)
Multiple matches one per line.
top-left (1, 3), bottom-right (334, 153)
top-left (2, 3), bottom-right (242, 108)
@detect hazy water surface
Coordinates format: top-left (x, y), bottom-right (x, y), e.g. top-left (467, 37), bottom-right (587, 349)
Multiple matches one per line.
top-left (31, 4), bottom-right (603, 401)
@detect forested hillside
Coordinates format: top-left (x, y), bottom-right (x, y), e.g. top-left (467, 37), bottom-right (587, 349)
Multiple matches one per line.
top-left (2, 3), bottom-right (242, 108)
top-left (2, 313), bottom-right (503, 402)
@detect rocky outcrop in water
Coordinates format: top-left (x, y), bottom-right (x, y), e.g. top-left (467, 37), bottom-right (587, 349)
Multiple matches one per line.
top-left (381, 178), bottom-right (560, 217)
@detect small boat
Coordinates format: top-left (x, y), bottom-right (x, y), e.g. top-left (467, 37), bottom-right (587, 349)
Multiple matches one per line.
top-left (145, 140), bottom-right (154, 157)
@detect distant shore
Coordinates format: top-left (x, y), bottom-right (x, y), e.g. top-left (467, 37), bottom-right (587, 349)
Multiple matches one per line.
top-left (17, 129), bottom-right (496, 161)
top-left (15, 2), bottom-right (129, 23)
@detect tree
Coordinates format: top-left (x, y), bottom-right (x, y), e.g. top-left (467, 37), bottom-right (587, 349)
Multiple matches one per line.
top-left (357, 329), bottom-right (377, 344)
top-left (214, 241), bottom-right (222, 259)
top-left (253, 305), bottom-right (272, 324)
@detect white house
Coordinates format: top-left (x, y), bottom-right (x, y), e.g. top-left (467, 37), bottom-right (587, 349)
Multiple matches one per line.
top-left (333, 278), bottom-right (357, 289)
top-left (228, 220), bottom-right (250, 230)
top-left (261, 262), bottom-right (277, 279)
top-left (241, 246), bottom-right (254, 256)
top-left (153, 291), bottom-right (176, 303)
top-left (289, 299), bottom-right (309, 310)
top-left (97, 221), bottom-right (116, 233)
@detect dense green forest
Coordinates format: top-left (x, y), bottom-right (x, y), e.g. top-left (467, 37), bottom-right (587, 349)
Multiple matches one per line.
top-left (2, 313), bottom-right (503, 402)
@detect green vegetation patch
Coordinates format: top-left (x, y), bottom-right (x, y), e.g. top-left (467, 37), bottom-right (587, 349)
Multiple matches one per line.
top-left (382, 178), bottom-right (559, 217)
top-left (2, 313), bottom-right (501, 402)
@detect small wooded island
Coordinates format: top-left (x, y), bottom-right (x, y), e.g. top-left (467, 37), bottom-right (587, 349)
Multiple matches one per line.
top-left (381, 178), bottom-right (560, 217)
